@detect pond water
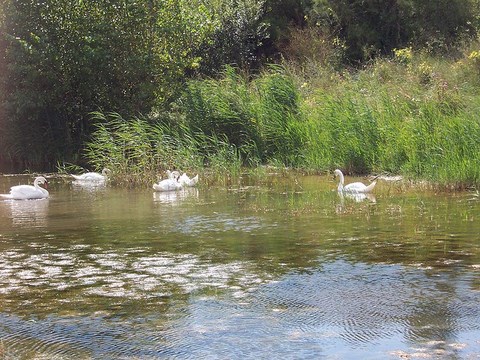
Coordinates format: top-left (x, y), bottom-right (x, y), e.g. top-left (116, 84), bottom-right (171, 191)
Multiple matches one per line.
top-left (0, 174), bottom-right (479, 359)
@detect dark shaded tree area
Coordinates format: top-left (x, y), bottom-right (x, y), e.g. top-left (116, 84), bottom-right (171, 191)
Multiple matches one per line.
top-left (0, 0), bottom-right (478, 171)
top-left (0, 0), bottom-right (161, 170)
top-left (307, 0), bottom-right (478, 62)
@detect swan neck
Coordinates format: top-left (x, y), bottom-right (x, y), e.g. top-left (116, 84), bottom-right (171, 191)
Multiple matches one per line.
top-left (336, 171), bottom-right (345, 192)
top-left (33, 177), bottom-right (47, 195)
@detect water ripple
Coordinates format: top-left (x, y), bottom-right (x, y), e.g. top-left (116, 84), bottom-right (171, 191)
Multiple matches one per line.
top-left (252, 259), bottom-right (480, 348)
top-left (0, 244), bottom-right (273, 312)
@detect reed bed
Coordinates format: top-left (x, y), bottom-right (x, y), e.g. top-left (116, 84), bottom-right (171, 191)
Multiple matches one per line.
top-left (85, 53), bottom-right (480, 189)
top-left (84, 112), bottom-right (242, 187)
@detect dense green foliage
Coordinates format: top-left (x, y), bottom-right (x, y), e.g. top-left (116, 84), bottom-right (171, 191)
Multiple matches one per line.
top-left (1, 0), bottom-right (480, 187)
top-left (0, 0), bottom-right (215, 169)
top-left (307, 0), bottom-right (478, 62)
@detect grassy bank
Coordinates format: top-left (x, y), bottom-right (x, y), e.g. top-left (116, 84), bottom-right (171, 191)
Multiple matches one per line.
top-left (85, 49), bottom-right (480, 189)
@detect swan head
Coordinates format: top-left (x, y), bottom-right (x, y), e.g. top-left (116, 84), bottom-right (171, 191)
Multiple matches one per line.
top-left (34, 176), bottom-right (48, 187)
top-left (101, 168), bottom-right (111, 176)
top-left (166, 170), bottom-right (180, 180)
top-left (333, 169), bottom-right (343, 178)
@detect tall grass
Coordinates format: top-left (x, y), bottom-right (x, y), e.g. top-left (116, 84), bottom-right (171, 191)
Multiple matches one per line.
top-left (297, 90), bottom-right (480, 187)
top-left (85, 112), bottom-right (242, 187)
top-left (255, 66), bottom-right (304, 165)
top-left (181, 65), bottom-right (305, 166)
top-left (181, 66), bottom-right (261, 164)
top-left (290, 50), bottom-right (480, 188)
top-left (85, 48), bottom-right (480, 189)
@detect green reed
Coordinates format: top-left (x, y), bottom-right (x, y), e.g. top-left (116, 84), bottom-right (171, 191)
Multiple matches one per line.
top-left (288, 51), bottom-right (480, 188)
top-left (297, 86), bottom-right (480, 188)
top-left (84, 112), bottom-right (242, 187)
top-left (181, 65), bottom-right (305, 166)
top-left (85, 51), bottom-right (480, 189)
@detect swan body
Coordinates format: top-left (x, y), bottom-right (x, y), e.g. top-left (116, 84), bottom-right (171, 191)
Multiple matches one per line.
top-left (153, 178), bottom-right (183, 192)
top-left (334, 169), bottom-right (376, 194)
top-left (1, 176), bottom-right (49, 200)
top-left (178, 173), bottom-right (199, 187)
top-left (71, 168), bottom-right (109, 181)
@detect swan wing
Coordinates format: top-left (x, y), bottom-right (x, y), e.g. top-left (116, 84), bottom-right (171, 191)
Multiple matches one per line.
top-left (343, 182), bottom-right (365, 192)
top-left (178, 173), bottom-right (190, 186)
top-left (189, 175), bottom-right (199, 186)
top-left (344, 181), bottom-right (376, 193)
top-left (179, 174), bottom-right (198, 187)
top-left (362, 181), bottom-right (376, 193)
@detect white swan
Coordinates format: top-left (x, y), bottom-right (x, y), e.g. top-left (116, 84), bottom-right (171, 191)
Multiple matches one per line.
top-left (71, 168), bottom-right (110, 181)
top-left (1, 176), bottom-right (49, 200)
top-left (334, 169), bottom-right (376, 193)
top-left (178, 173), bottom-right (199, 187)
top-left (153, 177), bottom-right (183, 192)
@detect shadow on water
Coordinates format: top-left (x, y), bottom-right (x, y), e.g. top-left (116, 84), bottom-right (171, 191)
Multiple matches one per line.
top-left (0, 174), bottom-right (479, 358)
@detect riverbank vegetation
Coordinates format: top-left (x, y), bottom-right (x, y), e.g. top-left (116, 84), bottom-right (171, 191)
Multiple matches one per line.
top-left (1, 0), bottom-right (480, 188)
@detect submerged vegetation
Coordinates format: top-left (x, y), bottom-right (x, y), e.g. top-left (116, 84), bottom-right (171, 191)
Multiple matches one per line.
top-left (1, 0), bottom-right (480, 188)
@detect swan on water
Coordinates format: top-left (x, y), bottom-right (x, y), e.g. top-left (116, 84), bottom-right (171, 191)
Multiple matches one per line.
top-left (334, 169), bottom-right (376, 193)
top-left (71, 168), bottom-right (110, 181)
top-left (153, 176), bottom-right (183, 192)
top-left (154, 170), bottom-right (198, 191)
top-left (178, 173), bottom-right (199, 187)
top-left (1, 176), bottom-right (49, 200)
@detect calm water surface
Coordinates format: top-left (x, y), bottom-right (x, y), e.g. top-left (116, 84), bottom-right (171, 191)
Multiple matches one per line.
top-left (0, 174), bottom-right (479, 359)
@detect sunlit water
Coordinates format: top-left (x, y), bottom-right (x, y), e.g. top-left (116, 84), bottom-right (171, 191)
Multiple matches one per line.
top-left (0, 174), bottom-right (479, 359)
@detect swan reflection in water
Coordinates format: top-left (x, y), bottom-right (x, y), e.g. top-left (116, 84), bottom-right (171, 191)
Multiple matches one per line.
top-left (2, 198), bottom-right (49, 227)
top-left (336, 191), bottom-right (376, 214)
top-left (339, 191), bottom-right (376, 203)
top-left (153, 187), bottom-right (199, 204)
top-left (72, 179), bottom-right (107, 193)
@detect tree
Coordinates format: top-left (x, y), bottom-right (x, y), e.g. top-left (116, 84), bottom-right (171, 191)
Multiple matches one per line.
top-left (307, 0), bottom-right (477, 63)
top-left (193, 0), bottom-right (269, 76)
top-left (0, 0), bottom-right (213, 170)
